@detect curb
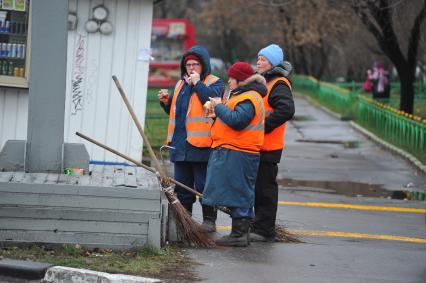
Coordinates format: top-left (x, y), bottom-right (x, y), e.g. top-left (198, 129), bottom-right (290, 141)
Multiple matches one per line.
top-left (0, 259), bottom-right (163, 283)
top-left (0, 259), bottom-right (52, 281)
top-left (44, 266), bottom-right (163, 283)
top-left (349, 121), bottom-right (426, 175)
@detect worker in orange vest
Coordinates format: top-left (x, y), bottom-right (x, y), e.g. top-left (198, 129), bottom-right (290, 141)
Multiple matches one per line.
top-left (158, 45), bottom-right (225, 232)
top-left (202, 62), bottom-right (267, 247)
top-left (251, 44), bottom-right (295, 242)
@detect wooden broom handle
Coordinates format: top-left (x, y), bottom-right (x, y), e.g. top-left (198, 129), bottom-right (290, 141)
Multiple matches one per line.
top-left (112, 75), bottom-right (168, 181)
top-left (76, 131), bottom-right (202, 197)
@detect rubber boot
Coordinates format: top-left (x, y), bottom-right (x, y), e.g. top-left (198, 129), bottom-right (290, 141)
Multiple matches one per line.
top-left (249, 231), bottom-right (275, 242)
top-left (200, 205), bottom-right (217, 232)
top-left (216, 218), bottom-right (250, 247)
top-left (182, 203), bottom-right (193, 215)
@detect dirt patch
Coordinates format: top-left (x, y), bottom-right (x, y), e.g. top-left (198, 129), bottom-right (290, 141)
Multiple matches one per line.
top-left (0, 244), bottom-right (200, 282)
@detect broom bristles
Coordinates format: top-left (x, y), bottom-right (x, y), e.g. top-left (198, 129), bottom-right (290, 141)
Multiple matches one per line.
top-left (165, 188), bottom-right (217, 248)
top-left (275, 225), bottom-right (303, 243)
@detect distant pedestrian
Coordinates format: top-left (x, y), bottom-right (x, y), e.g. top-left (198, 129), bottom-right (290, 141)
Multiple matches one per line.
top-left (158, 45), bottom-right (225, 232)
top-left (202, 62), bottom-right (267, 247)
top-left (363, 69), bottom-right (373, 92)
top-left (251, 44), bottom-right (295, 242)
top-left (371, 62), bottom-right (390, 98)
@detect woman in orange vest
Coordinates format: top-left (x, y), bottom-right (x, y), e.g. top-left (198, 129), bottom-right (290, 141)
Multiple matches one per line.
top-left (202, 62), bottom-right (267, 247)
top-left (158, 45), bottom-right (224, 232)
top-left (250, 44), bottom-right (295, 242)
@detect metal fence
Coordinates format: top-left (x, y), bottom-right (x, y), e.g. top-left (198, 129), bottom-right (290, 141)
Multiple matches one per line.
top-left (293, 75), bottom-right (426, 163)
top-left (357, 96), bottom-right (426, 161)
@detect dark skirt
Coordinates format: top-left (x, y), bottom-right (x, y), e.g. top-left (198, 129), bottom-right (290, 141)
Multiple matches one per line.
top-left (202, 147), bottom-right (260, 208)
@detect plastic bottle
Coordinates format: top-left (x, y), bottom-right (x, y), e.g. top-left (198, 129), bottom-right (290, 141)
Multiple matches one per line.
top-left (11, 43), bottom-right (16, 58)
top-left (2, 60), bottom-right (8, 75)
top-left (8, 61), bottom-right (13, 76)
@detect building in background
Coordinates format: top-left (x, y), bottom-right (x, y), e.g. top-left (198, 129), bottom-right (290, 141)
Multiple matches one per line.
top-left (0, 0), bottom-right (154, 162)
top-left (148, 18), bottom-right (194, 87)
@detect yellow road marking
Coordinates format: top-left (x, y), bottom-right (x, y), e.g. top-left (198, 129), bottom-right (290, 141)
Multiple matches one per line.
top-left (216, 226), bottom-right (426, 243)
top-left (278, 201), bottom-right (426, 213)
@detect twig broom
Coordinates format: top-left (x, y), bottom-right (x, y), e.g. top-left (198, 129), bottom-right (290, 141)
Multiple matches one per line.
top-left (111, 76), bottom-right (216, 248)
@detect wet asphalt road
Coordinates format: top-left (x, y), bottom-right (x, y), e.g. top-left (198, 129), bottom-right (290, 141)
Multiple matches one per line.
top-left (186, 96), bottom-right (426, 283)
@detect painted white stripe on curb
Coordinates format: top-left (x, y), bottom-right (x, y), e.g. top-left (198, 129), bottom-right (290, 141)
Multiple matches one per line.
top-left (44, 266), bottom-right (163, 283)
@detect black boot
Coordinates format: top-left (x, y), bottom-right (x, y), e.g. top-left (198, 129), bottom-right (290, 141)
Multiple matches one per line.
top-left (182, 203), bottom-right (193, 215)
top-left (200, 205), bottom-right (217, 232)
top-left (216, 218), bottom-right (250, 247)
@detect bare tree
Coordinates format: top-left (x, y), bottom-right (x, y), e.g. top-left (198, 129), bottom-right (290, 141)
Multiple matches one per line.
top-left (351, 0), bottom-right (426, 113)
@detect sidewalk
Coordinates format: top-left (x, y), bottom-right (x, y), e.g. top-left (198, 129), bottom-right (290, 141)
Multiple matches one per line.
top-left (188, 95), bottom-right (426, 283)
top-left (281, 96), bottom-right (425, 193)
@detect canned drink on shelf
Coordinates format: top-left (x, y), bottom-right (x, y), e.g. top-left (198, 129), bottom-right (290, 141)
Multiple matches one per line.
top-left (18, 67), bottom-right (24, 77)
top-left (13, 67), bottom-right (18, 76)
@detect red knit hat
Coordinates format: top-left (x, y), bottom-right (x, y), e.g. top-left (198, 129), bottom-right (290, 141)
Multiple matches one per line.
top-left (184, 54), bottom-right (201, 64)
top-left (227, 62), bottom-right (254, 82)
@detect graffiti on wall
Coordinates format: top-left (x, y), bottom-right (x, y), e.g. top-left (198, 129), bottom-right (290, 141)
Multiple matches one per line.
top-left (71, 34), bottom-right (86, 115)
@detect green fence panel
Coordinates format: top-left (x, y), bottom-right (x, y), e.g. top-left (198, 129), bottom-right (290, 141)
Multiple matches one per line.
top-left (294, 76), bottom-right (426, 163)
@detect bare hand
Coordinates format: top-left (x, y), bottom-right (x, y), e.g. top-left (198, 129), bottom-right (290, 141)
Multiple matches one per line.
top-left (158, 89), bottom-right (169, 104)
top-left (209, 97), bottom-right (222, 108)
top-left (189, 71), bottom-right (200, 85)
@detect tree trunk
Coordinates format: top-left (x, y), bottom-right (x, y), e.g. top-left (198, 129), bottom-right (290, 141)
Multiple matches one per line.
top-left (399, 72), bottom-right (415, 114)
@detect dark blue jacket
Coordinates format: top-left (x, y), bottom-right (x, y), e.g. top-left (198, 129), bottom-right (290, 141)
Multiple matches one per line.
top-left (160, 45), bottom-right (225, 162)
top-left (202, 75), bottom-right (267, 208)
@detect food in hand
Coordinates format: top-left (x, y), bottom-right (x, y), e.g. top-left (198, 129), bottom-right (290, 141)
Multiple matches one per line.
top-left (203, 101), bottom-right (215, 118)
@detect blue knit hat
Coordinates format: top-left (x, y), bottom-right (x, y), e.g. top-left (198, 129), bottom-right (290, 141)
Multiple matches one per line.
top-left (258, 44), bottom-right (284, 67)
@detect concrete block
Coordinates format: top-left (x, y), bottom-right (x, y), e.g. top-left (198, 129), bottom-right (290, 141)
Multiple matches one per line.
top-left (43, 266), bottom-right (163, 283)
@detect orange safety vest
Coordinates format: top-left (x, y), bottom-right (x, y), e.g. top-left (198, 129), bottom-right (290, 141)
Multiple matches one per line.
top-left (211, 90), bottom-right (265, 154)
top-left (260, 77), bottom-right (292, 151)
top-left (167, 74), bottom-right (220, 147)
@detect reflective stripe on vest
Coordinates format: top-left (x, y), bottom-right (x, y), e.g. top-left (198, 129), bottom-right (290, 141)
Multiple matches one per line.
top-left (167, 74), bottom-right (220, 147)
top-left (261, 77), bottom-right (292, 151)
top-left (211, 90), bottom-right (265, 154)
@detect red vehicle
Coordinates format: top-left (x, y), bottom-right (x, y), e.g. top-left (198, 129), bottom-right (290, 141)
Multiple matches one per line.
top-left (149, 19), bottom-right (195, 87)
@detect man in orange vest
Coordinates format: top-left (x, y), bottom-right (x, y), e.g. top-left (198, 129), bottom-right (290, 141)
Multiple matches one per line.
top-left (251, 44), bottom-right (295, 242)
top-left (158, 45), bottom-right (224, 232)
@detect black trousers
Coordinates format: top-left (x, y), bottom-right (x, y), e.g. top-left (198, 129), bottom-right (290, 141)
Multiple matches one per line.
top-left (253, 161), bottom-right (278, 237)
